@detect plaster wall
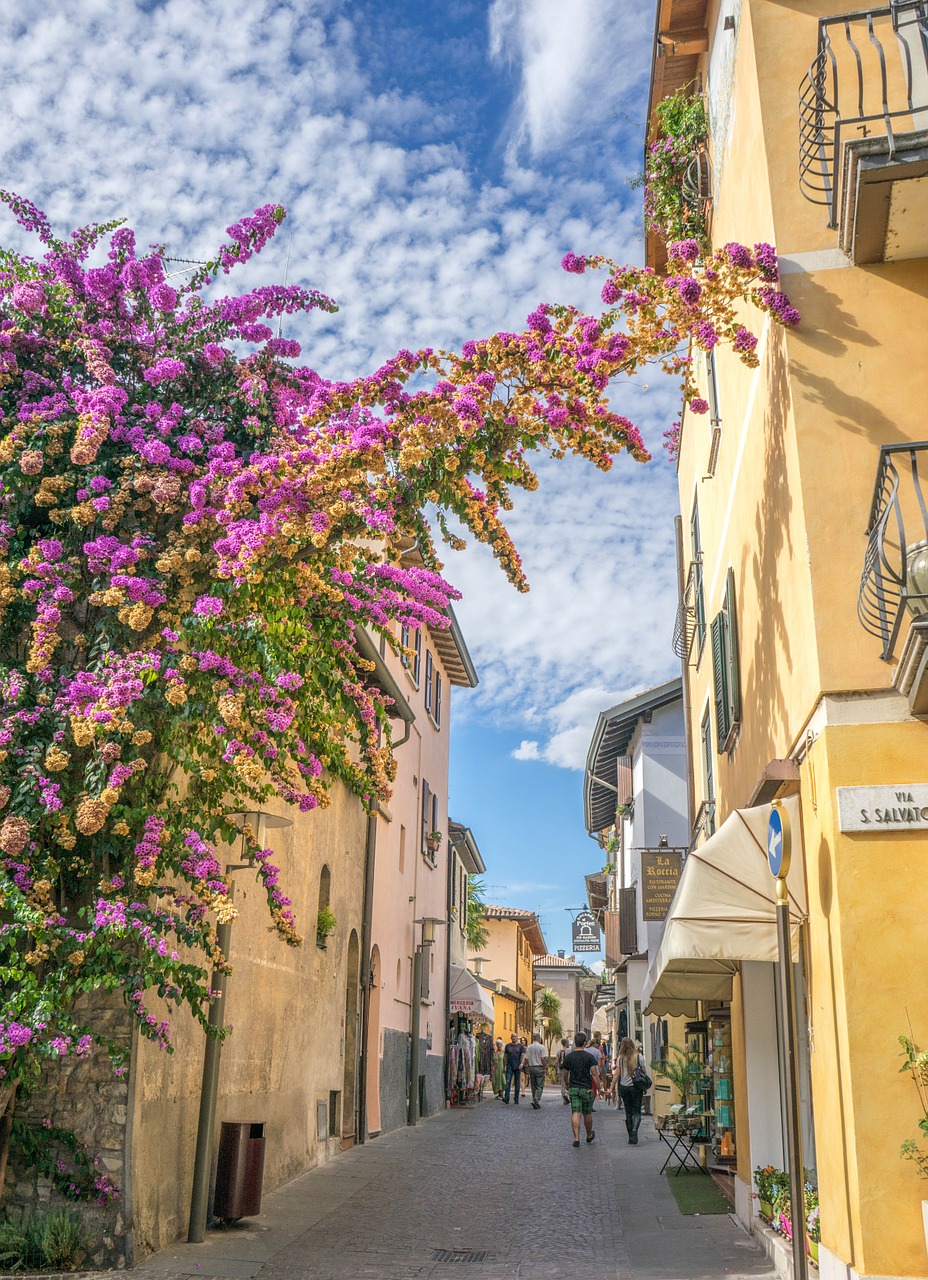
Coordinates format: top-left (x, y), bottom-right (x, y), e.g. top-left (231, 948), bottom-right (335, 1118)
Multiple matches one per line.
top-left (740, 962), bottom-right (784, 1206)
top-left (491, 992), bottom-right (519, 1044)
top-left (367, 628), bottom-right (456, 1133)
top-left (533, 969), bottom-right (581, 1039)
top-left (128, 785), bottom-right (367, 1257)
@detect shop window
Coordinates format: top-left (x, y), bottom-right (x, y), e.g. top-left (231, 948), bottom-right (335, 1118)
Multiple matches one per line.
top-left (424, 651), bottom-right (433, 715)
top-left (711, 568), bottom-right (742, 752)
top-left (690, 499), bottom-right (707, 657)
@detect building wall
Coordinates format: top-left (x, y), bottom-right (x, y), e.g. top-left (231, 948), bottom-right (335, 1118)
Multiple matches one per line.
top-left (129, 786), bottom-right (367, 1257)
top-left (491, 991), bottom-right (518, 1043)
top-left (533, 969), bottom-right (580, 1040)
top-left (472, 918), bottom-right (518, 990)
top-left (669, 4), bottom-right (928, 1274)
top-left (367, 625), bottom-right (456, 1133)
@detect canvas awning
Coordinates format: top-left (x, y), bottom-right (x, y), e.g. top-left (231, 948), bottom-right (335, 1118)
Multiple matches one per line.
top-left (641, 796), bottom-right (807, 1016)
top-left (590, 1004), bottom-right (616, 1036)
top-left (448, 965), bottom-right (495, 1022)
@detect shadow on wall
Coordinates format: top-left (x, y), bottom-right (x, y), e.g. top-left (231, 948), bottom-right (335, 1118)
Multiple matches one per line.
top-left (740, 326), bottom-right (796, 767)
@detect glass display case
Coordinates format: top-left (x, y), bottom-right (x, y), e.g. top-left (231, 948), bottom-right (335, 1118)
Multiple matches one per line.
top-left (707, 1008), bottom-right (736, 1162)
top-left (683, 1019), bottom-right (712, 1111)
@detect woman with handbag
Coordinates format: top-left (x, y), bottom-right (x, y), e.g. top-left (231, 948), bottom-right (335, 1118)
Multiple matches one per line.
top-left (613, 1036), bottom-right (651, 1144)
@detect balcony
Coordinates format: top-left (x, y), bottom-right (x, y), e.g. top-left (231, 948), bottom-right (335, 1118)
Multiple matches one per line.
top-left (672, 556), bottom-right (704, 663)
top-left (799, 3), bottom-right (928, 261)
top-left (858, 443), bottom-right (928, 667)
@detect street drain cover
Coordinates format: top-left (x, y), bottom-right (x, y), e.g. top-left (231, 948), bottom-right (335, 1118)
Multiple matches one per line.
top-left (431, 1249), bottom-right (492, 1263)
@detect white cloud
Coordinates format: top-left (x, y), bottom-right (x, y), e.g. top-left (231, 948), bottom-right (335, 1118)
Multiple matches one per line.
top-left (0, 1), bottom-right (679, 771)
top-left (488, 0), bottom-right (653, 159)
top-left (511, 740), bottom-right (541, 761)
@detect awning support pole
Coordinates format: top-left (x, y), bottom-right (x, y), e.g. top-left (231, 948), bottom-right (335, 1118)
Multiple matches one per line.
top-left (775, 878), bottom-right (808, 1280)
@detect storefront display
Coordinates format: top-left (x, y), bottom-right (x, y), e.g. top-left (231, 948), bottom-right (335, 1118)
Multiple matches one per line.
top-left (707, 1008), bottom-right (736, 1162)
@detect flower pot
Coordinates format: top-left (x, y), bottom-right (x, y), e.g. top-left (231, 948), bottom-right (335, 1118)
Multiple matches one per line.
top-left (779, 1214), bottom-right (792, 1239)
top-left (758, 1199), bottom-right (772, 1221)
top-left (808, 1239), bottom-right (819, 1266)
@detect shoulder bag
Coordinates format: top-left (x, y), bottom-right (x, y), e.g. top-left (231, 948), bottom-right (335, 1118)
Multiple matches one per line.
top-left (631, 1055), bottom-right (652, 1090)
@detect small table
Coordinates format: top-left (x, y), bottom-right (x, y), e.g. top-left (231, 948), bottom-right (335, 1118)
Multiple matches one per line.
top-left (658, 1116), bottom-right (711, 1176)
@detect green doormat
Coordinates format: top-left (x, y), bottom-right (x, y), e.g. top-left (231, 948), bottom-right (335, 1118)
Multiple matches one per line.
top-left (664, 1169), bottom-right (732, 1215)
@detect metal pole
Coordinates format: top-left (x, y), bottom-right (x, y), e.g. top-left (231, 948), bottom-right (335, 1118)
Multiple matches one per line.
top-left (407, 946), bottom-right (422, 1125)
top-left (775, 877), bottom-right (808, 1280)
top-left (188, 888), bottom-right (234, 1242)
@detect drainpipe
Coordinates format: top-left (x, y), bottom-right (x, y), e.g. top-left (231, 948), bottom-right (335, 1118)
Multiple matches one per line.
top-left (357, 812), bottom-right (378, 1143)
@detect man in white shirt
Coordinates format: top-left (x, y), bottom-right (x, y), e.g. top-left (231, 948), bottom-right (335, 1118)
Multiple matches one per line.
top-left (522, 1034), bottom-right (548, 1108)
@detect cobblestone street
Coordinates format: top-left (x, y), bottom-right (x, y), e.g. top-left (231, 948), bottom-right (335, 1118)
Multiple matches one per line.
top-left (138, 1090), bottom-right (776, 1280)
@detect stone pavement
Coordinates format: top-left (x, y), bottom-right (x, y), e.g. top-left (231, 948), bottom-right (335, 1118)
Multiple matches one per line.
top-left (136, 1088), bottom-right (776, 1280)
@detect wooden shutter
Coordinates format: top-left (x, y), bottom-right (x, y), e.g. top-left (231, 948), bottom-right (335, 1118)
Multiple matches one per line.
top-left (401, 624), bottom-right (409, 669)
top-left (724, 568), bottom-right (741, 733)
top-left (421, 780), bottom-right (430, 855)
top-left (413, 629), bottom-right (421, 684)
top-left (619, 886), bottom-right (638, 956)
top-left (424, 651), bottom-right (433, 713)
top-left (711, 610), bottom-right (730, 747)
top-left (434, 671), bottom-right (442, 727)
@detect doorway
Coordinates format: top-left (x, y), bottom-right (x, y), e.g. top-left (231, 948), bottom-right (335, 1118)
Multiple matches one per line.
top-left (366, 945), bottom-right (382, 1136)
top-left (342, 929), bottom-right (360, 1141)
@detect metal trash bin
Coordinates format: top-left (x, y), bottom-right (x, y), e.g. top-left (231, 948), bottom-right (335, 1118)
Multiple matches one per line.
top-left (214, 1121), bottom-right (266, 1222)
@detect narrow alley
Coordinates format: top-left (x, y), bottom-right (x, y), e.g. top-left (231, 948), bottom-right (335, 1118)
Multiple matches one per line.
top-left (135, 1091), bottom-right (776, 1280)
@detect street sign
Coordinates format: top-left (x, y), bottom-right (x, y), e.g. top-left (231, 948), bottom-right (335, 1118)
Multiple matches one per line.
top-left (571, 909), bottom-right (601, 954)
top-left (767, 802), bottom-right (791, 879)
top-left (640, 851), bottom-right (682, 920)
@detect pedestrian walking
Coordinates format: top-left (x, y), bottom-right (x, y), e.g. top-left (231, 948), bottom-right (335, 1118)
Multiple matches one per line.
top-left (560, 1031), bottom-right (604, 1147)
top-left (491, 1037), bottom-right (505, 1098)
top-left (519, 1036), bottom-right (529, 1095)
top-left (502, 1032), bottom-right (525, 1104)
top-left (585, 1033), bottom-right (605, 1106)
top-left (556, 1038), bottom-right (571, 1104)
top-left (614, 1035), bottom-right (650, 1144)
top-left (522, 1033), bottom-right (547, 1108)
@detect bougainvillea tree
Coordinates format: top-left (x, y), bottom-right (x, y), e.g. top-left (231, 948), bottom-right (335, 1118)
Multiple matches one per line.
top-left (0, 190), bottom-right (798, 1187)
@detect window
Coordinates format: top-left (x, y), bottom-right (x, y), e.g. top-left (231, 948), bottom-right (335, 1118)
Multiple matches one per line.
top-left (400, 624), bottom-right (409, 668)
top-left (424, 651), bottom-right (433, 715)
top-left (706, 351), bottom-right (722, 478)
top-left (402, 627), bottom-right (421, 686)
top-left (690, 499), bottom-right (707, 655)
top-left (421, 782), bottom-right (439, 863)
top-left (711, 568), bottom-right (742, 753)
top-left (433, 671), bottom-right (442, 728)
top-left (399, 824), bottom-right (406, 874)
top-left (413, 629), bottom-right (421, 684)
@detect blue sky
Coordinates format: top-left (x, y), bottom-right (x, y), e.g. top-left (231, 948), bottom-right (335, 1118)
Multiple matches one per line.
top-left (1, 0), bottom-right (681, 958)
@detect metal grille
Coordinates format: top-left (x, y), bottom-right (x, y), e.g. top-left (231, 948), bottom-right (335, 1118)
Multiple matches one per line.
top-left (798, 2), bottom-right (928, 225)
top-left (858, 442), bottom-right (928, 658)
top-left (431, 1250), bottom-right (492, 1264)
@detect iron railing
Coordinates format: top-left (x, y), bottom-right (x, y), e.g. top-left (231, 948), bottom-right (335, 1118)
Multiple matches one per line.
top-left (798, 2), bottom-right (928, 225)
top-left (858, 442), bottom-right (928, 659)
top-left (672, 556), bottom-right (703, 661)
top-left (691, 800), bottom-right (716, 849)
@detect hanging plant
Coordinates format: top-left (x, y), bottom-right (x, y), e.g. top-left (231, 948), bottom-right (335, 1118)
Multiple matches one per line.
top-left (639, 90), bottom-right (710, 249)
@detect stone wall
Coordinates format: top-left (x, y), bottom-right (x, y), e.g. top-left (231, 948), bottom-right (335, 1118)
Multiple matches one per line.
top-left (378, 1027), bottom-right (409, 1134)
top-left (2, 992), bottom-right (133, 1269)
top-left (423, 1051), bottom-right (444, 1119)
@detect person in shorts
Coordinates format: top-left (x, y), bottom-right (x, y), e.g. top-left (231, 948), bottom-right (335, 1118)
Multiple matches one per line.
top-left (560, 1031), bottom-right (604, 1147)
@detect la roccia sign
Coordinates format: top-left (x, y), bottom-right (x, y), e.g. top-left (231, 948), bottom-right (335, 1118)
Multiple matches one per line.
top-left (837, 785), bottom-right (928, 832)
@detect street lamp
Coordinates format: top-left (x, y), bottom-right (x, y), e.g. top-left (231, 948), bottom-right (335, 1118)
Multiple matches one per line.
top-left (188, 811), bottom-right (292, 1243)
top-left (408, 917), bottom-right (445, 1126)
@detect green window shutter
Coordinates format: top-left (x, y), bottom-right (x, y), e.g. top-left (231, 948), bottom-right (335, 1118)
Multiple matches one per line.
top-left (724, 568), bottom-right (742, 732)
top-left (711, 611), bottom-right (730, 747)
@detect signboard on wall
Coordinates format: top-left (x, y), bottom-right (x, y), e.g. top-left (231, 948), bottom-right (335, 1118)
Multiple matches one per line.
top-left (837, 784), bottom-right (928, 832)
top-left (640, 851), bottom-right (683, 920)
top-left (571, 909), bottom-right (601, 954)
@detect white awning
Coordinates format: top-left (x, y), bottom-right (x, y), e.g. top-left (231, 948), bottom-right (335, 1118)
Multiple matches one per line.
top-left (641, 796), bottom-right (807, 1017)
top-left (591, 1005), bottom-right (613, 1036)
top-left (449, 964), bottom-right (495, 1022)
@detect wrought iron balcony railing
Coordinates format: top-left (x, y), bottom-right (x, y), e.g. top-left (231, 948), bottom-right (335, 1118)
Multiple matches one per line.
top-left (672, 556), bottom-right (705, 662)
top-left (799, 2), bottom-right (928, 227)
top-left (858, 442), bottom-right (928, 659)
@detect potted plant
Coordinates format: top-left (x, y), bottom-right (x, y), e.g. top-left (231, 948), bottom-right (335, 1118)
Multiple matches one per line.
top-left (898, 1030), bottom-right (928, 1252)
top-left (753, 1165), bottom-right (783, 1222)
top-left (773, 1185), bottom-right (792, 1238)
top-left (426, 830), bottom-right (442, 854)
top-left (806, 1201), bottom-right (821, 1266)
top-left (652, 1043), bottom-right (688, 1103)
top-left (316, 905), bottom-right (337, 949)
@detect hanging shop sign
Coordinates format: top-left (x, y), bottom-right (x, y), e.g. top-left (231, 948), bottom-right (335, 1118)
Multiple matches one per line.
top-left (640, 851), bottom-right (683, 920)
top-left (837, 784), bottom-right (928, 832)
top-left (571, 909), bottom-right (601, 954)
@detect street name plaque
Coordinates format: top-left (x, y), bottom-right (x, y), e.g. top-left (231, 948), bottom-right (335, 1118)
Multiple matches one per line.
top-left (837, 784), bottom-right (928, 832)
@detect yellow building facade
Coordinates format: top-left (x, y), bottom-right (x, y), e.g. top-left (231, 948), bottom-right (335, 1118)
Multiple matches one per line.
top-left (469, 906), bottom-right (547, 1041)
top-left (644, 2), bottom-right (928, 1276)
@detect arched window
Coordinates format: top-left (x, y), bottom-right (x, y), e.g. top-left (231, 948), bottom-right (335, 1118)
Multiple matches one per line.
top-left (318, 864), bottom-right (331, 913)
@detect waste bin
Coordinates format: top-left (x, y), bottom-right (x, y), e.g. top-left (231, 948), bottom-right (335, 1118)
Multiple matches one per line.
top-left (213, 1121), bottom-right (266, 1222)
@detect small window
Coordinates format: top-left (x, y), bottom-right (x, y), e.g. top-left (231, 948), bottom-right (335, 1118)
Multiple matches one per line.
top-left (413, 629), bottom-right (421, 685)
top-left (399, 824), bottom-right (406, 874)
top-left (433, 671), bottom-right (442, 728)
top-left (401, 624), bottom-right (410, 668)
top-left (318, 864), bottom-right (331, 913)
top-left (424, 651), bottom-right (433, 714)
top-left (700, 708), bottom-right (716, 836)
